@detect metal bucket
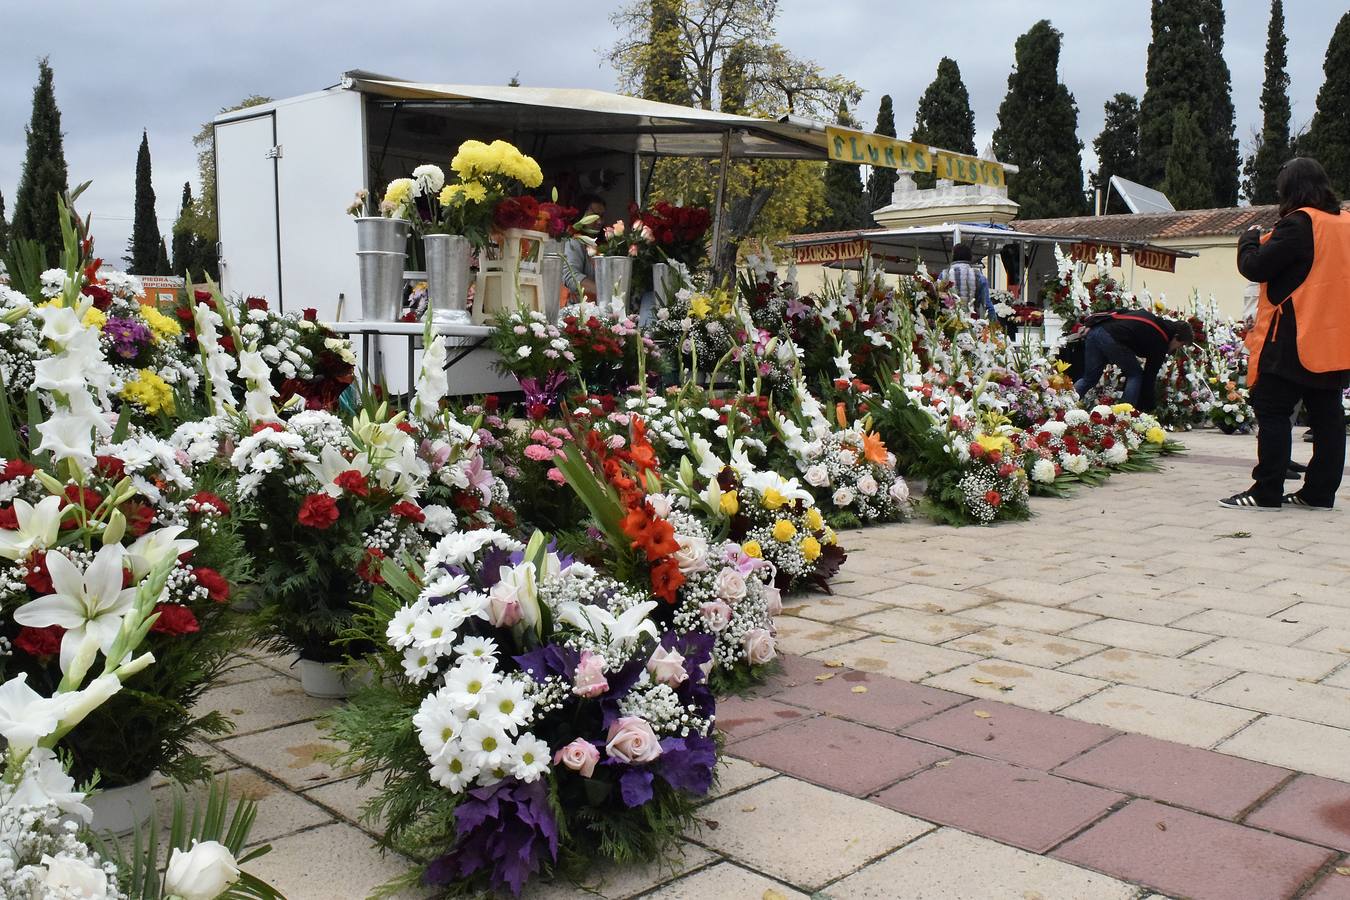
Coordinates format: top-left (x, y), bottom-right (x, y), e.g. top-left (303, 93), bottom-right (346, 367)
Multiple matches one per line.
top-left (425, 233), bottom-right (473, 324)
top-left (355, 216), bottom-right (410, 253)
top-left (594, 255), bottom-right (634, 318)
top-left (539, 253), bottom-right (563, 323)
top-left (356, 250), bottom-right (406, 320)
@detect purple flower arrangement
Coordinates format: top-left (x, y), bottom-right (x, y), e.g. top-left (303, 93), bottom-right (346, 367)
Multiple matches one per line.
top-left (103, 316), bottom-right (152, 361)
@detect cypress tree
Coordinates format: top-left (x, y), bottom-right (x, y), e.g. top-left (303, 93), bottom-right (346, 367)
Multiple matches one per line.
top-left (1160, 105), bottom-right (1212, 210)
top-left (992, 21), bottom-right (1087, 219)
top-left (814, 99), bottom-right (869, 231)
top-left (1198, 0), bottom-right (1239, 206)
top-left (126, 130), bottom-right (166, 274)
top-left (718, 40), bottom-right (751, 114)
top-left (11, 58), bottom-right (70, 266)
top-left (0, 192), bottom-right (9, 256)
top-left (172, 183), bottom-right (196, 276)
top-left (1305, 12), bottom-right (1350, 197)
top-left (1243, 0), bottom-right (1290, 204)
top-left (911, 58), bottom-right (976, 189)
top-left (866, 95), bottom-right (898, 209)
top-left (1139, 1), bottom-right (1237, 206)
top-left (642, 0), bottom-right (693, 106)
top-left (1091, 93), bottom-right (1141, 212)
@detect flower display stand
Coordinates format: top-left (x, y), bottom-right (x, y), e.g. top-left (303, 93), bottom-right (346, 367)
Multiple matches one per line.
top-left (473, 228), bottom-right (548, 323)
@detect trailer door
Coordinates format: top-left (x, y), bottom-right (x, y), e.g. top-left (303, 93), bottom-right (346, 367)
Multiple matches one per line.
top-left (215, 112), bottom-right (281, 304)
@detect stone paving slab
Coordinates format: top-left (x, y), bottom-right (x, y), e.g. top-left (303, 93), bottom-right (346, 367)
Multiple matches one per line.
top-left (901, 699), bottom-right (1116, 770)
top-left (1244, 774), bottom-right (1350, 853)
top-left (773, 666), bottom-right (967, 732)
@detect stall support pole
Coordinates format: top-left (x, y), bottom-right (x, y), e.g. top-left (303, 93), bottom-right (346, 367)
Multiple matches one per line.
top-left (710, 131), bottom-right (732, 274)
top-left (633, 152), bottom-right (643, 207)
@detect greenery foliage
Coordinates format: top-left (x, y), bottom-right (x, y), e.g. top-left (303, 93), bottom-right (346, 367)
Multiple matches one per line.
top-left (1091, 93), bottom-right (1141, 212)
top-left (912, 57), bottom-right (976, 190)
top-left (866, 94), bottom-right (899, 210)
top-left (127, 130), bottom-right (169, 275)
top-left (992, 20), bottom-right (1087, 219)
top-left (11, 58), bottom-right (69, 267)
top-left (1160, 104), bottom-right (1214, 211)
top-left (1243, 0), bottom-right (1291, 204)
top-left (1305, 11), bottom-right (1350, 198)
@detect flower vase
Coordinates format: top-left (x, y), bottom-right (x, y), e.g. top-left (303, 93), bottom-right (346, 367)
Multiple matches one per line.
top-left (593, 256), bottom-right (634, 317)
top-left (424, 233), bottom-right (473, 325)
top-left (298, 658), bottom-right (353, 699)
top-left (538, 253), bottom-right (563, 324)
top-left (355, 218), bottom-right (409, 321)
top-left (88, 774), bottom-right (155, 835)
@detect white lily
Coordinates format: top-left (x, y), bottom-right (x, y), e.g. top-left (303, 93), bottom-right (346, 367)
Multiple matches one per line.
top-left (0, 672), bottom-right (68, 750)
top-left (307, 446), bottom-right (371, 497)
top-left (126, 525), bottom-right (198, 579)
top-left (0, 495), bottom-right (64, 560)
top-left (556, 600), bottom-right (658, 651)
top-left (13, 545), bottom-right (139, 672)
top-left (33, 413), bottom-right (100, 468)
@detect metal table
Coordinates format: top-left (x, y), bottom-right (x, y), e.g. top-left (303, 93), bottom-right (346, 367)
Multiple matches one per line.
top-left (326, 320), bottom-right (492, 391)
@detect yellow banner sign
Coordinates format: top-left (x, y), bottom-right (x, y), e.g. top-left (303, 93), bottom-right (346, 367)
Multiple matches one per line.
top-left (931, 151), bottom-right (1006, 189)
top-left (793, 239), bottom-right (869, 266)
top-left (826, 126), bottom-right (931, 173)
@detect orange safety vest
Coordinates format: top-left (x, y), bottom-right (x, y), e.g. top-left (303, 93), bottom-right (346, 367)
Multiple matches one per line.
top-left (1245, 207), bottom-right (1350, 387)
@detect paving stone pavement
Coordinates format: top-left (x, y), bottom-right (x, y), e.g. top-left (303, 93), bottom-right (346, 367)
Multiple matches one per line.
top-left (182, 430), bottom-right (1350, 898)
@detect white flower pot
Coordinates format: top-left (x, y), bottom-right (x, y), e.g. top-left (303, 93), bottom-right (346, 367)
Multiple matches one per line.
top-left (88, 774), bottom-right (154, 835)
top-left (298, 658), bottom-right (354, 699)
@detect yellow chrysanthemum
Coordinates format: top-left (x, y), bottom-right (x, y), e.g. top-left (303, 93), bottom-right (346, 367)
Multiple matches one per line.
top-left (82, 306), bottom-right (107, 330)
top-left (761, 487), bottom-right (786, 510)
top-left (742, 540), bottom-right (763, 559)
top-left (1110, 402), bottom-right (1135, 414)
top-left (772, 520), bottom-right (797, 542)
top-left (800, 536), bottom-right (822, 562)
top-left (1146, 426), bottom-right (1166, 445)
top-left (120, 369), bottom-right (175, 415)
top-left (139, 303), bottom-right (181, 343)
top-left (805, 508), bottom-right (824, 531)
top-left (719, 490), bottom-right (739, 515)
top-left (384, 178), bottom-right (413, 207)
top-left (439, 181), bottom-right (488, 206)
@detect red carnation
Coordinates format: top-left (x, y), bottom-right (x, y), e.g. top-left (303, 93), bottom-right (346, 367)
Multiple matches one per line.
top-left (969, 442), bottom-right (984, 459)
top-left (218, 334), bottom-right (236, 354)
top-left (190, 491), bottom-right (231, 515)
top-left (1, 459), bottom-right (36, 482)
top-left (150, 603), bottom-right (200, 636)
top-left (23, 551), bottom-right (53, 594)
top-left (94, 455), bottom-right (126, 481)
top-left (15, 625), bottom-right (64, 657)
top-left (297, 493), bottom-right (340, 529)
top-left (984, 490), bottom-right (1002, 507)
top-left (245, 297), bottom-right (269, 311)
top-left (356, 547), bottom-right (386, 584)
top-left (63, 485), bottom-right (103, 512)
top-left (395, 421), bottom-right (417, 435)
top-left (390, 501), bottom-right (425, 523)
top-left (998, 464), bottom-right (1016, 478)
top-left (0, 506), bottom-right (17, 530)
top-left (334, 470), bottom-right (369, 497)
top-left (193, 289), bottom-right (213, 303)
top-left (192, 566), bottom-right (230, 603)
top-left (1101, 436), bottom-right (1116, 449)
top-left (251, 422), bottom-right (285, 434)
top-left (303, 308), bottom-right (318, 322)
top-left (120, 501), bottom-right (156, 537)
top-left (483, 394), bottom-right (500, 413)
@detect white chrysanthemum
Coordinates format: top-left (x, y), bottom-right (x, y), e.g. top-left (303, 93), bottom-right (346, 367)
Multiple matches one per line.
top-left (460, 718), bottom-right (513, 771)
top-left (386, 600), bottom-right (427, 650)
top-left (401, 646), bottom-right (438, 683)
top-left (444, 658), bottom-right (500, 710)
top-left (482, 679), bottom-right (534, 732)
top-left (1031, 458), bottom-right (1058, 484)
top-left (429, 744), bottom-right (479, 791)
top-left (508, 734), bottom-right (551, 782)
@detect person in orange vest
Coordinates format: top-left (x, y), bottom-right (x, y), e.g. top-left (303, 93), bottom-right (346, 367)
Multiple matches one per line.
top-left (1223, 158), bottom-right (1350, 510)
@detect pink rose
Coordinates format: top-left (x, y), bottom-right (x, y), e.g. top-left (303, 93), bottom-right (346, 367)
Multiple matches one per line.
top-left (713, 568), bottom-right (747, 602)
top-left (605, 716), bottom-right (662, 763)
top-left (488, 589), bottom-right (522, 628)
top-left (646, 646), bottom-right (688, 687)
top-left (743, 628), bottom-right (776, 665)
top-left (553, 738), bottom-right (600, 777)
top-left (700, 600), bottom-right (733, 633)
top-left (761, 583), bottom-right (783, 617)
top-left (572, 651), bottom-right (609, 698)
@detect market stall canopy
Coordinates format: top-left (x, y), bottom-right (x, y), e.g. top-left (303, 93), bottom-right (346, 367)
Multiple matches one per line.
top-left (779, 223), bottom-right (1195, 275)
top-left (338, 70), bottom-right (833, 160)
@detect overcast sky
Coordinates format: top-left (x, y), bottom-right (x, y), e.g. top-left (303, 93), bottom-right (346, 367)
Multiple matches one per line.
top-left (2, 0), bottom-right (1345, 270)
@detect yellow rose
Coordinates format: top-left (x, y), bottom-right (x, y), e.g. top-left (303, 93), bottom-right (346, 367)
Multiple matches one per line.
top-left (742, 540), bottom-right (762, 558)
top-left (719, 490), bottom-right (739, 515)
top-left (824, 527), bottom-right (838, 546)
top-left (772, 520), bottom-right (797, 542)
top-left (805, 508), bottom-right (824, 531)
top-left (800, 536), bottom-right (822, 562)
top-left (761, 487), bottom-right (786, 510)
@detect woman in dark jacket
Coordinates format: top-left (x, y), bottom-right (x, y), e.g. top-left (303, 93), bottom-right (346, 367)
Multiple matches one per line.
top-left (1224, 158), bottom-right (1349, 510)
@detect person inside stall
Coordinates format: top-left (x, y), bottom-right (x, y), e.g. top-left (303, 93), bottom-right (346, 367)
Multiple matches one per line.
top-left (940, 243), bottom-right (997, 321)
top-left (1071, 309), bottom-right (1194, 411)
top-left (562, 193), bottom-right (606, 301)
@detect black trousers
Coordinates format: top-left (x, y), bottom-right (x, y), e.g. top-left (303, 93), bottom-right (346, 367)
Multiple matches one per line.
top-left (1250, 371), bottom-right (1346, 506)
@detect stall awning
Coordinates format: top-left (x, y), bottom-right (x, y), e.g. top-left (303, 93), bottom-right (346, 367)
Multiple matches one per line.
top-left (335, 71), bottom-right (832, 160)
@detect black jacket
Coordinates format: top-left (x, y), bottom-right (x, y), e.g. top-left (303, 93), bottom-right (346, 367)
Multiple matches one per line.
top-left (1096, 309), bottom-right (1174, 411)
top-left (1237, 209), bottom-right (1349, 389)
